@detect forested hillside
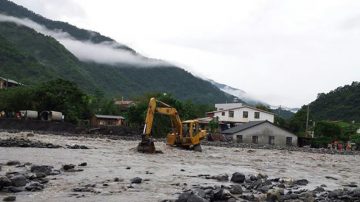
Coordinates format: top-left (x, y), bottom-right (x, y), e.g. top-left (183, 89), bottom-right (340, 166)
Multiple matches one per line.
top-left (310, 82), bottom-right (360, 122)
top-left (0, 0), bottom-right (234, 103)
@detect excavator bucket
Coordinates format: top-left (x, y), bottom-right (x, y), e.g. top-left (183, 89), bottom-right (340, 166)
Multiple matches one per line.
top-left (137, 137), bottom-right (156, 153)
top-left (193, 144), bottom-right (202, 152)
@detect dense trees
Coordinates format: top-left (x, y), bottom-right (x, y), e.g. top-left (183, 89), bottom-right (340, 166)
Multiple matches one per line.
top-left (0, 79), bottom-right (90, 123)
top-left (309, 82), bottom-right (360, 122)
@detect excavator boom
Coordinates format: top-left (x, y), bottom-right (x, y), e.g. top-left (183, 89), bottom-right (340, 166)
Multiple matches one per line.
top-left (137, 97), bottom-right (206, 153)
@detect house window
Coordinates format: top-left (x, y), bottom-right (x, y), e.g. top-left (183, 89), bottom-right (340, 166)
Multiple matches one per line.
top-left (243, 111), bottom-right (248, 118)
top-left (286, 137), bottom-right (293, 146)
top-left (254, 112), bottom-right (260, 119)
top-left (221, 112), bottom-right (225, 116)
top-left (236, 135), bottom-right (243, 143)
top-left (229, 111), bottom-right (234, 118)
top-left (252, 136), bottom-right (258, 144)
top-left (269, 136), bottom-right (275, 145)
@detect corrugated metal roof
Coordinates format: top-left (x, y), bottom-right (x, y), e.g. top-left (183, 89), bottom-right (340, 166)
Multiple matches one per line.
top-left (0, 76), bottom-right (22, 85)
top-left (221, 121), bottom-right (267, 134)
top-left (95, 114), bottom-right (125, 119)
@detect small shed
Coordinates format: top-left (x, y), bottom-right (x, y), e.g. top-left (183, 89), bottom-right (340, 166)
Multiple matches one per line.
top-left (0, 77), bottom-right (22, 89)
top-left (91, 114), bottom-right (125, 127)
top-left (222, 120), bottom-right (298, 146)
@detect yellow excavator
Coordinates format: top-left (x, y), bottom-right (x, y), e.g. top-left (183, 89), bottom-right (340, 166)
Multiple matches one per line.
top-left (137, 97), bottom-right (206, 153)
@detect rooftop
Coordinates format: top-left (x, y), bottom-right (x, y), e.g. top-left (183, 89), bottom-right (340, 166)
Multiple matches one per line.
top-left (94, 114), bottom-right (125, 119)
top-left (221, 121), bottom-right (267, 134)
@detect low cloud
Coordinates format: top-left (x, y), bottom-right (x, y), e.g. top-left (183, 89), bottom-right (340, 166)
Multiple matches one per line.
top-left (0, 14), bottom-right (168, 66)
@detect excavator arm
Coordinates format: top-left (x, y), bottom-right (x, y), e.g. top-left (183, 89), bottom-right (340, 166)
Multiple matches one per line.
top-left (138, 98), bottom-right (183, 153)
top-left (137, 97), bottom-right (206, 153)
top-left (142, 98), bottom-right (182, 138)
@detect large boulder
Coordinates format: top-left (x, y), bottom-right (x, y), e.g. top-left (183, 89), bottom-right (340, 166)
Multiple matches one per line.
top-left (0, 176), bottom-right (12, 189)
top-left (230, 184), bottom-right (243, 194)
top-left (231, 172), bottom-right (245, 183)
top-left (30, 165), bottom-right (53, 175)
top-left (25, 182), bottom-right (44, 191)
top-left (130, 177), bottom-right (142, 184)
top-left (10, 175), bottom-right (27, 187)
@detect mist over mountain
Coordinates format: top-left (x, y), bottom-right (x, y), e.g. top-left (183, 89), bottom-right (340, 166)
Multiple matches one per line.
top-left (0, 0), bottom-right (234, 103)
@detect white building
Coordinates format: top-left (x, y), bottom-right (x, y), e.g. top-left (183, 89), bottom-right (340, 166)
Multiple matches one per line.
top-left (208, 103), bottom-right (274, 123)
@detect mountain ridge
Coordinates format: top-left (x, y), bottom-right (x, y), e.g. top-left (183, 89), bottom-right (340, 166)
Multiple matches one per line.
top-left (0, 0), bottom-right (235, 103)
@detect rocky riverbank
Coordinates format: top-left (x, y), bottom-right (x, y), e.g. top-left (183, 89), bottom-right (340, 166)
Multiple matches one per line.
top-left (169, 172), bottom-right (360, 202)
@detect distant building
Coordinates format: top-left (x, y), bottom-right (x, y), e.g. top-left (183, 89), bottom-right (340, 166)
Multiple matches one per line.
top-left (207, 103), bottom-right (274, 125)
top-left (0, 77), bottom-right (22, 89)
top-left (222, 120), bottom-right (298, 146)
top-left (114, 98), bottom-right (135, 109)
top-left (91, 114), bottom-right (125, 127)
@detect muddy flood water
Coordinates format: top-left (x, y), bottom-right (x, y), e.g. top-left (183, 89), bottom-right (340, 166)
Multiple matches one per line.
top-left (0, 132), bottom-right (359, 202)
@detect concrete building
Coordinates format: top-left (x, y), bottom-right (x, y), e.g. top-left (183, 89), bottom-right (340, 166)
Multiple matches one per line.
top-left (207, 104), bottom-right (274, 124)
top-left (0, 77), bottom-right (22, 89)
top-left (91, 114), bottom-right (125, 127)
top-left (222, 121), bottom-right (298, 146)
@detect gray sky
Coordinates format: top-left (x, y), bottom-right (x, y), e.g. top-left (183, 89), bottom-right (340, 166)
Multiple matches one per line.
top-left (9, 0), bottom-right (360, 108)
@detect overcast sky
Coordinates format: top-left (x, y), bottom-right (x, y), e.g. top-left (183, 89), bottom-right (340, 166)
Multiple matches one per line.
top-left (9, 0), bottom-right (360, 108)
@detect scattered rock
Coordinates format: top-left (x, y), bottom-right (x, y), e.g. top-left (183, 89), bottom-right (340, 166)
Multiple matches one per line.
top-left (180, 169), bottom-right (185, 172)
top-left (0, 138), bottom-right (61, 148)
top-left (231, 172), bottom-right (245, 183)
top-left (344, 184), bottom-right (358, 188)
top-left (25, 182), bottom-right (44, 191)
top-left (130, 177), bottom-right (142, 184)
top-left (126, 166), bottom-right (131, 170)
top-left (0, 176), bottom-right (12, 188)
top-left (10, 175), bottom-right (27, 187)
top-left (230, 184), bottom-right (243, 194)
top-left (30, 165), bottom-right (53, 175)
top-left (6, 186), bottom-right (24, 193)
top-left (313, 186), bottom-right (325, 193)
top-left (78, 162), bottom-right (87, 167)
top-left (27, 133), bottom-right (34, 137)
top-left (208, 174), bottom-right (229, 182)
top-left (249, 175), bottom-right (258, 181)
top-left (2, 196), bottom-right (16, 201)
top-left (267, 189), bottom-right (281, 202)
top-left (325, 176), bottom-right (338, 180)
top-left (6, 161), bottom-right (20, 166)
top-left (62, 164), bottom-right (75, 171)
top-left (66, 144), bottom-right (89, 149)
top-left (293, 179), bottom-right (309, 186)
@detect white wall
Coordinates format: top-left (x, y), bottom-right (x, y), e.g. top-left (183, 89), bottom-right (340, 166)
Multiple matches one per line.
top-left (215, 103), bottom-right (243, 111)
top-left (214, 107), bottom-right (274, 123)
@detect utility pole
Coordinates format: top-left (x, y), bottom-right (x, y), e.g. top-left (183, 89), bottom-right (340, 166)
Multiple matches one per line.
top-left (305, 105), bottom-right (310, 136)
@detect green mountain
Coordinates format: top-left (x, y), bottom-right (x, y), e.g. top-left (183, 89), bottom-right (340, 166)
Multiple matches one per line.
top-left (0, 0), bottom-right (234, 103)
top-left (308, 82), bottom-right (360, 122)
